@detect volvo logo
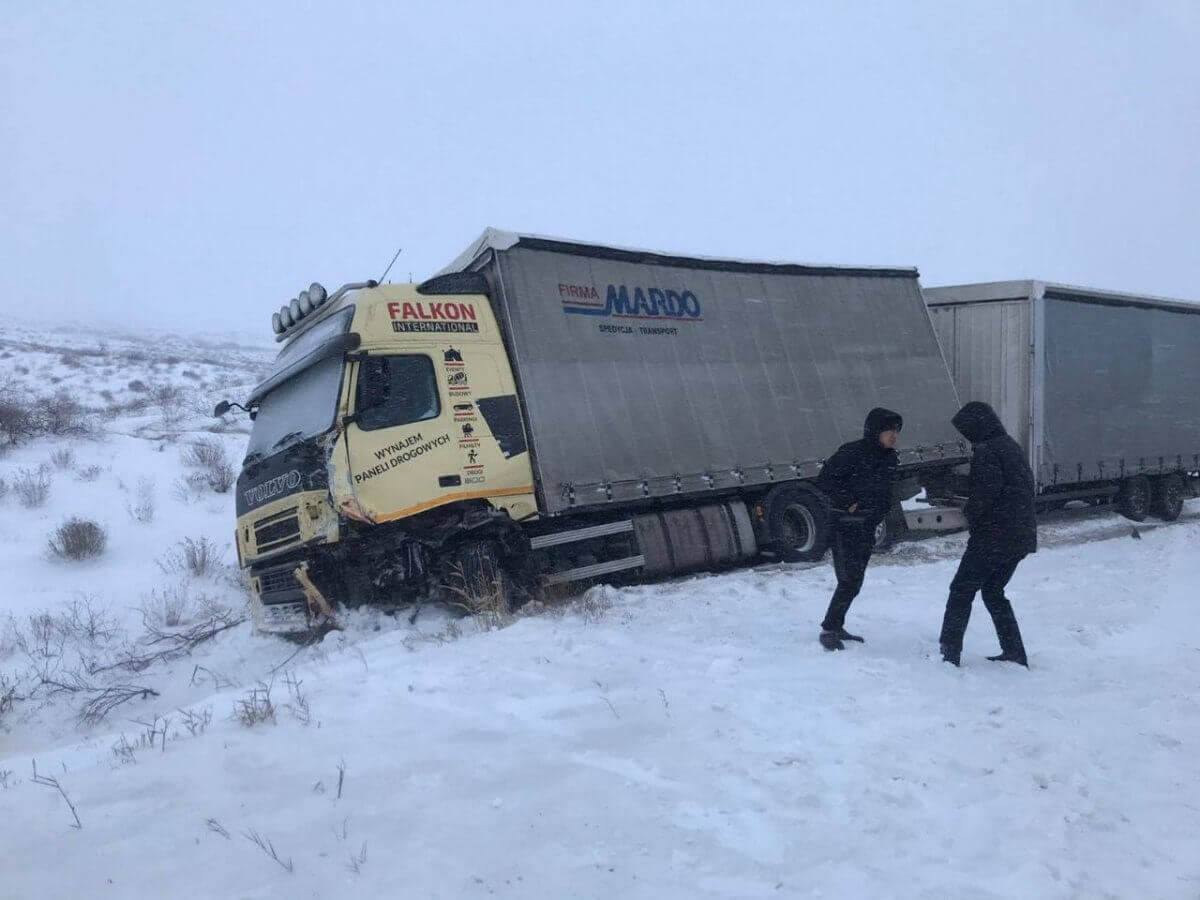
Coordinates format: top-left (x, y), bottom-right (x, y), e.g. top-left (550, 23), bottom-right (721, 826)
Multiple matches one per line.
top-left (244, 470), bottom-right (302, 506)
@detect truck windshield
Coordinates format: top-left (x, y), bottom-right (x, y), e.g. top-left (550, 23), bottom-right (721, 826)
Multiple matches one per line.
top-left (245, 355), bottom-right (344, 458)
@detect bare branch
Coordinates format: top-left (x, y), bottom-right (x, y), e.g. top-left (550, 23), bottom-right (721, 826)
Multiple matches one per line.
top-left (243, 828), bottom-right (293, 873)
top-left (31, 759), bottom-right (82, 829)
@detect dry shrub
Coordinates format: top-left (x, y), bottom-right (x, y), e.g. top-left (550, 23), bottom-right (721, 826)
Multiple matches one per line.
top-left (126, 477), bottom-right (155, 523)
top-left (181, 438), bottom-right (235, 494)
top-left (182, 437), bottom-right (226, 469)
top-left (48, 518), bottom-right (107, 561)
top-left (150, 384), bottom-right (186, 424)
top-left (0, 393), bottom-right (39, 447)
top-left (139, 583), bottom-right (195, 627)
top-left (235, 682), bottom-right (276, 727)
top-left (42, 392), bottom-right (89, 436)
top-left (0, 475), bottom-right (7, 501)
top-left (171, 475), bottom-right (202, 504)
top-left (14, 468), bottom-right (50, 508)
top-left (75, 464), bottom-right (103, 482)
top-left (49, 447), bottom-right (75, 469)
top-left (158, 536), bottom-right (224, 578)
top-left (206, 461), bottom-right (235, 493)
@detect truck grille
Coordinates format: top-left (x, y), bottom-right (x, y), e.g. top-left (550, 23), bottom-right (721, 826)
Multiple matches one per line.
top-left (254, 507), bottom-right (300, 553)
top-left (259, 567), bottom-right (300, 595)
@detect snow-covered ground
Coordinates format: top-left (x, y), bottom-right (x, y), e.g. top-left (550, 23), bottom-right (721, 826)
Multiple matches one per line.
top-left (2, 320), bottom-right (1198, 898)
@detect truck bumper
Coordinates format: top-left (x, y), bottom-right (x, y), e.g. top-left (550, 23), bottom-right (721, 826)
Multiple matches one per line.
top-left (904, 506), bottom-right (967, 532)
top-left (249, 558), bottom-right (316, 634)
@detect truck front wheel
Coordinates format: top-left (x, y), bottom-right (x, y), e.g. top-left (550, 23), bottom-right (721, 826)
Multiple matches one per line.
top-left (1116, 475), bottom-right (1152, 522)
top-left (766, 486), bottom-right (830, 562)
top-left (1151, 473), bottom-right (1185, 522)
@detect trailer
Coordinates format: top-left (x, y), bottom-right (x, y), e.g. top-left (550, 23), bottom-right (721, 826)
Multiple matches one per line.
top-left (924, 280), bottom-right (1200, 520)
top-left (220, 230), bottom-right (971, 634)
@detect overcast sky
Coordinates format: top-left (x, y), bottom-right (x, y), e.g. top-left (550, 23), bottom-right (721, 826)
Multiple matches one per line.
top-left (2, 1), bottom-right (1198, 335)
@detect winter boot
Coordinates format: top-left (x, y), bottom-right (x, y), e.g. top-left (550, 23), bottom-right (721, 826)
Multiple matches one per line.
top-left (819, 630), bottom-right (845, 652)
top-left (987, 653), bottom-right (1029, 668)
top-left (941, 643), bottom-right (960, 667)
top-left (831, 628), bottom-right (864, 643)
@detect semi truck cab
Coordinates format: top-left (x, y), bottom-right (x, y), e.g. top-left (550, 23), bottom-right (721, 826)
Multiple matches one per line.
top-left (226, 276), bottom-right (538, 632)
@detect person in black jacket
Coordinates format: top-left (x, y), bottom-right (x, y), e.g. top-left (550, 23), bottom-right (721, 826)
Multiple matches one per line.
top-left (940, 401), bottom-right (1036, 667)
top-left (816, 407), bottom-right (903, 651)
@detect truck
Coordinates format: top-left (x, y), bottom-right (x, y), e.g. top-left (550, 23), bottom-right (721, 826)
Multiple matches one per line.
top-left (924, 279), bottom-right (1200, 521)
top-left (219, 230), bottom-right (971, 635)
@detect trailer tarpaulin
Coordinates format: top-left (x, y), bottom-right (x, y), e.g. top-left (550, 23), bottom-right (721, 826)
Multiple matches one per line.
top-left (444, 232), bottom-right (966, 515)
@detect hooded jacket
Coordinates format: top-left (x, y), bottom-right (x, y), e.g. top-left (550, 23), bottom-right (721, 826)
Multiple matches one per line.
top-left (952, 401), bottom-right (1038, 555)
top-left (817, 407), bottom-right (903, 531)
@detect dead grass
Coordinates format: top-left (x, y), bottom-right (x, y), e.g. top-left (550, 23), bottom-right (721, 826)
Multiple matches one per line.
top-left (126, 477), bottom-right (156, 523)
top-left (235, 682), bottom-right (276, 727)
top-left (157, 536), bottom-right (224, 578)
top-left (14, 468), bottom-right (50, 507)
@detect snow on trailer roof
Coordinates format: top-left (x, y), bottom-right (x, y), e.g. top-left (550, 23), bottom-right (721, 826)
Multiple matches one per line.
top-left (925, 279), bottom-right (1200, 315)
top-left (437, 227), bottom-right (919, 279)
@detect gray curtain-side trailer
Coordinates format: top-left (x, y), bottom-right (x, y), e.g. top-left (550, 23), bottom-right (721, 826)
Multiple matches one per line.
top-left (925, 280), bottom-right (1200, 521)
top-left (435, 229), bottom-right (970, 567)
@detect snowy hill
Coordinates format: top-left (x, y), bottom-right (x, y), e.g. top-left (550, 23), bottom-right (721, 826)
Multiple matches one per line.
top-left (1, 319), bottom-right (1198, 898)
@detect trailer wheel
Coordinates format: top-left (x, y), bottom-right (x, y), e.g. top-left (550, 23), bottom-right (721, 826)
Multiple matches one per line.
top-left (444, 540), bottom-right (515, 616)
top-left (1151, 473), bottom-right (1185, 522)
top-left (766, 486), bottom-right (830, 562)
top-left (1116, 475), bottom-right (1152, 522)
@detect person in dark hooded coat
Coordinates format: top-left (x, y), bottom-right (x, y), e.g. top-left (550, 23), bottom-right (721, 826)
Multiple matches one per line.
top-left (815, 407), bottom-right (903, 651)
top-left (940, 401), bottom-right (1036, 667)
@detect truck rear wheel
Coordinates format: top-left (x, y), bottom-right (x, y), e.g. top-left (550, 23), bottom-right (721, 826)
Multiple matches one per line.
top-left (766, 486), bottom-right (830, 562)
top-left (1151, 473), bottom-right (1185, 522)
top-left (444, 540), bottom-right (515, 617)
top-left (1116, 475), bottom-right (1152, 522)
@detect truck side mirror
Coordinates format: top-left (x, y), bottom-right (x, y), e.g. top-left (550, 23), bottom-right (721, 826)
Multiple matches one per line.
top-left (213, 400), bottom-right (231, 418)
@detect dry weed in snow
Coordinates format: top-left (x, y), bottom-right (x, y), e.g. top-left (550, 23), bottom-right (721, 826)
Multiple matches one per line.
top-left (157, 536), bottom-right (224, 578)
top-left (235, 682), bottom-right (276, 727)
top-left (14, 467), bottom-right (50, 508)
top-left (126, 477), bottom-right (155, 523)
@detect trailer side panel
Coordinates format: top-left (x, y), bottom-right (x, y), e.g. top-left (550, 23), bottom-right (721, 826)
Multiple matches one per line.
top-left (471, 242), bottom-right (965, 516)
top-left (1040, 292), bottom-right (1200, 486)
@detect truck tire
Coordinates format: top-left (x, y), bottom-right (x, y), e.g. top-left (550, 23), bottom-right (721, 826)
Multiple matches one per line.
top-left (1116, 475), bottom-right (1152, 522)
top-left (765, 485), bottom-right (830, 562)
top-left (1151, 473), bottom-right (1185, 522)
top-left (444, 540), bottom-right (515, 616)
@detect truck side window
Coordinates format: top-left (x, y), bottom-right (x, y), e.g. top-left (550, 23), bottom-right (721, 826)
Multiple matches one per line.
top-left (355, 355), bottom-right (440, 431)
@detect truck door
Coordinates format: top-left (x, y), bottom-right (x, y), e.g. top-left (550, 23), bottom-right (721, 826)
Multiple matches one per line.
top-left (341, 352), bottom-right (458, 521)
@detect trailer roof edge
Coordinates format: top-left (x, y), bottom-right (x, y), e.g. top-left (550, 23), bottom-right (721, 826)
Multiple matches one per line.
top-left (437, 227), bottom-right (919, 280)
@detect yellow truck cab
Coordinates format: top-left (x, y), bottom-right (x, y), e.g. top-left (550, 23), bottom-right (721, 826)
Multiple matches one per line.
top-left (229, 274), bottom-right (539, 632)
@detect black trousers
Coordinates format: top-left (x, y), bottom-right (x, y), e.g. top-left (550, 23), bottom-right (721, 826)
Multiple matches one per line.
top-left (939, 545), bottom-right (1028, 661)
top-left (822, 526), bottom-right (873, 631)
